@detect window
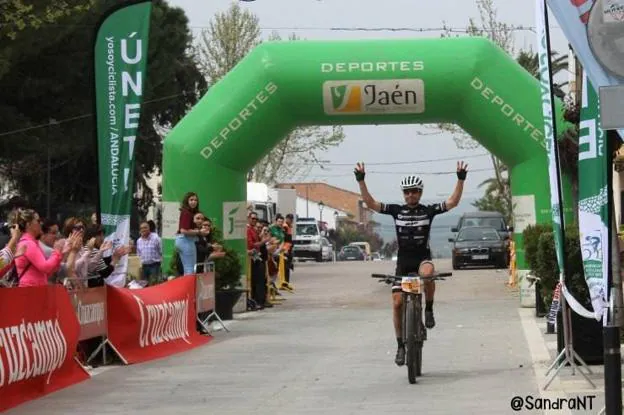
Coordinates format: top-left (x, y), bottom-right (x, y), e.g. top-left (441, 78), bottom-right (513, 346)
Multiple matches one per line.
top-left (297, 224), bottom-right (318, 236)
top-left (457, 228), bottom-right (500, 241)
top-left (461, 216), bottom-right (505, 230)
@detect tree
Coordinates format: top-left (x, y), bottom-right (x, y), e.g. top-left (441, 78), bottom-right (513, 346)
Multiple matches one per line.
top-left (0, 0), bottom-right (94, 79)
top-left (195, 4), bottom-right (345, 185)
top-left (429, 0), bottom-right (569, 225)
top-left (0, 0), bottom-right (207, 223)
top-left (516, 49), bottom-right (568, 99)
top-left (332, 221), bottom-right (384, 252)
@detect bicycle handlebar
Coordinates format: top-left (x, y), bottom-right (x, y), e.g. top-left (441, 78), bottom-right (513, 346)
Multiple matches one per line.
top-left (371, 272), bottom-right (452, 283)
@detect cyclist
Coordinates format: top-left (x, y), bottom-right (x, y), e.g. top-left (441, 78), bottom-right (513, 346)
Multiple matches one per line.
top-left (354, 161), bottom-right (468, 366)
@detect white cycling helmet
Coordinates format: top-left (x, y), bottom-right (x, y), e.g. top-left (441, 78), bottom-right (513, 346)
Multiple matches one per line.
top-left (400, 175), bottom-right (424, 191)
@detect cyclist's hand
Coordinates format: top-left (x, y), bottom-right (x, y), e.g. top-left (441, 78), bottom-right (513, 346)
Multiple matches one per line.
top-left (354, 162), bottom-right (366, 182)
top-left (456, 161), bottom-right (468, 181)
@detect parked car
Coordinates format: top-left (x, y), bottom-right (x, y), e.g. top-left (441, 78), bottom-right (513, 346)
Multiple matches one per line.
top-left (451, 211), bottom-right (513, 242)
top-left (371, 252), bottom-right (382, 261)
top-left (338, 245), bottom-right (366, 261)
top-left (321, 237), bottom-right (333, 262)
top-left (349, 241), bottom-right (371, 260)
top-left (449, 226), bottom-right (509, 269)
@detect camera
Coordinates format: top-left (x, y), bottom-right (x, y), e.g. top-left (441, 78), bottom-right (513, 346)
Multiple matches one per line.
top-left (0, 222), bottom-right (10, 236)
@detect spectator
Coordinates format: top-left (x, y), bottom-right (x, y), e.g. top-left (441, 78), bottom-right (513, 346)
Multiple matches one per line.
top-left (13, 209), bottom-right (71, 287)
top-left (269, 214), bottom-right (286, 244)
top-left (283, 213), bottom-right (295, 284)
top-left (0, 222), bottom-right (20, 265)
top-left (60, 217), bottom-right (87, 242)
top-left (196, 217), bottom-right (224, 264)
top-left (268, 214), bottom-right (286, 285)
top-left (0, 223), bottom-right (21, 283)
top-left (39, 218), bottom-right (59, 259)
top-left (266, 235), bottom-right (282, 294)
top-left (136, 221), bottom-right (162, 282)
top-left (247, 212), bottom-right (271, 309)
top-left (81, 224), bottom-right (130, 287)
top-left (175, 192), bottom-right (203, 275)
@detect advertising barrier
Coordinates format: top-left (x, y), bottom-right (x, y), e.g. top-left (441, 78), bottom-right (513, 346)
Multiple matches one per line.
top-left (106, 276), bottom-right (210, 364)
top-left (0, 286), bottom-right (91, 412)
top-left (68, 286), bottom-right (107, 341)
top-left (196, 269), bottom-right (216, 314)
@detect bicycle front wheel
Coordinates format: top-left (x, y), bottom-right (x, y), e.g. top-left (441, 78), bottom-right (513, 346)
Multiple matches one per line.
top-left (405, 296), bottom-right (417, 384)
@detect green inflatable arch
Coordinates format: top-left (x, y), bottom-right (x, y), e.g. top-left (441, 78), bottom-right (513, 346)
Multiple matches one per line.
top-left (161, 36), bottom-right (571, 302)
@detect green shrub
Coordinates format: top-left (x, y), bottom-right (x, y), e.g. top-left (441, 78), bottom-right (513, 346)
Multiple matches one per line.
top-left (165, 227), bottom-right (243, 291)
top-left (522, 223), bottom-right (553, 273)
top-left (525, 223), bottom-right (591, 310)
top-left (210, 226), bottom-right (242, 291)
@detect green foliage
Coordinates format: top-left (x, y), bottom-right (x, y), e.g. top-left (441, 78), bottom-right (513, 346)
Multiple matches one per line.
top-left (0, 0), bottom-right (94, 40)
top-left (0, 1), bottom-right (95, 79)
top-left (522, 223), bottom-right (553, 273)
top-left (0, 0), bottom-right (207, 223)
top-left (471, 181), bottom-right (513, 224)
top-left (524, 223), bottom-right (590, 310)
top-left (330, 222), bottom-right (384, 252)
top-left (210, 226), bottom-right (242, 291)
top-left (165, 225), bottom-right (242, 291)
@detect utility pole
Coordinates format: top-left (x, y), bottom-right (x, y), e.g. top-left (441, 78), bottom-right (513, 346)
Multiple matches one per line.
top-left (46, 118), bottom-right (58, 219)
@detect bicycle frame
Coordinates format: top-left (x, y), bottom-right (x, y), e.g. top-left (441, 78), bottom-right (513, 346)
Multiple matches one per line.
top-left (372, 271), bottom-right (452, 384)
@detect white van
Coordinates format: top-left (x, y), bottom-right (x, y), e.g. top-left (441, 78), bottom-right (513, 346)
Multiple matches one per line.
top-left (293, 217), bottom-right (323, 262)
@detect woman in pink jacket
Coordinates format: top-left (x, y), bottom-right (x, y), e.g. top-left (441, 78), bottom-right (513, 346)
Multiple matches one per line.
top-left (13, 209), bottom-right (72, 287)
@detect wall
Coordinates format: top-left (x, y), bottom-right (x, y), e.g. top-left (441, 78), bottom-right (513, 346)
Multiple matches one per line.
top-left (295, 197), bottom-right (347, 230)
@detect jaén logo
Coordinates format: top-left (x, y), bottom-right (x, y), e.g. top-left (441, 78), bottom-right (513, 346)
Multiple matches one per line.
top-left (329, 84), bottom-right (362, 113)
top-left (323, 79), bottom-right (425, 115)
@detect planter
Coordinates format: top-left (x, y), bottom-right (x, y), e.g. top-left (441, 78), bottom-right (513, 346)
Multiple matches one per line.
top-left (214, 289), bottom-right (244, 321)
top-left (535, 280), bottom-right (548, 318)
top-left (556, 309), bottom-right (604, 365)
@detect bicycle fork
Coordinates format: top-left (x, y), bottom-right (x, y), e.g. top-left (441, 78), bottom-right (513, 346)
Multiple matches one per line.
top-left (403, 293), bottom-right (426, 343)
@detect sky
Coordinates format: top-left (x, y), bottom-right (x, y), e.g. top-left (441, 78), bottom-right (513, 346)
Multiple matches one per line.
top-left (167, 0), bottom-right (571, 204)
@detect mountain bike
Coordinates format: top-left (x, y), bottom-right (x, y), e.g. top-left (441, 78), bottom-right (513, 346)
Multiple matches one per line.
top-left (372, 269), bottom-right (452, 384)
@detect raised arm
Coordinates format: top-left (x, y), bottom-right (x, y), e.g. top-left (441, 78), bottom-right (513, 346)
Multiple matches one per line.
top-left (24, 239), bottom-right (63, 274)
top-left (445, 161), bottom-right (468, 210)
top-left (354, 162), bottom-right (382, 213)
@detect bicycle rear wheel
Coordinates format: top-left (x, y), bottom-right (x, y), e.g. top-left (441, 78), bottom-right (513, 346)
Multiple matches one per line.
top-left (405, 296), bottom-right (417, 384)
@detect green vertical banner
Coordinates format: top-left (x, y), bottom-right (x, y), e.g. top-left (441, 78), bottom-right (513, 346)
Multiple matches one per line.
top-left (578, 71), bottom-right (609, 322)
top-left (536, 0), bottom-right (566, 276)
top-left (94, 1), bottom-right (152, 286)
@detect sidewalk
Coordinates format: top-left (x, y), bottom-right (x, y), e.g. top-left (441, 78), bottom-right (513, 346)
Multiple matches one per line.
top-left (519, 306), bottom-right (615, 415)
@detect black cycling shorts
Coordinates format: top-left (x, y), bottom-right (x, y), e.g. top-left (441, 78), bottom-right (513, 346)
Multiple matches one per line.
top-left (392, 256), bottom-right (431, 293)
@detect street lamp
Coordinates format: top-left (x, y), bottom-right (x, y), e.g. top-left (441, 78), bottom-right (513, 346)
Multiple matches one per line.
top-left (318, 200), bottom-right (324, 223)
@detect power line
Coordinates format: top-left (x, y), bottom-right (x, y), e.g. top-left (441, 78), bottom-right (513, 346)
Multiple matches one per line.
top-left (309, 167), bottom-right (494, 177)
top-left (189, 25), bottom-right (557, 34)
top-left (0, 92), bottom-right (192, 138)
top-left (305, 153), bottom-right (490, 167)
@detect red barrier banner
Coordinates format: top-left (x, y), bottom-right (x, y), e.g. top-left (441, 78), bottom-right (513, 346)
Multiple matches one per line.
top-left (0, 286), bottom-right (90, 412)
top-left (106, 276), bottom-right (210, 364)
top-left (196, 271), bottom-right (215, 313)
top-left (69, 286), bottom-right (107, 341)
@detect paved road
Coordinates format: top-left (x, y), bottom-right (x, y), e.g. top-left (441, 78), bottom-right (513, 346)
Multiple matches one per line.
top-left (9, 259), bottom-right (541, 414)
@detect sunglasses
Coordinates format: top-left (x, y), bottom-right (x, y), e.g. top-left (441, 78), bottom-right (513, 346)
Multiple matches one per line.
top-left (403, 188), bottom-right (422, 195)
